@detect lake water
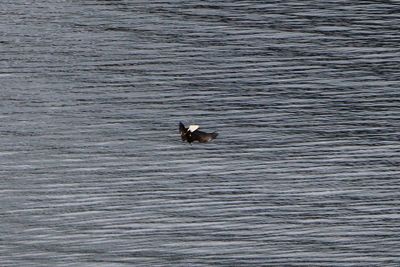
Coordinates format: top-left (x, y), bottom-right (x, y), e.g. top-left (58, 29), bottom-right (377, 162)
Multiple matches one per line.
top-left (1, 1), bottom-right (400, 266)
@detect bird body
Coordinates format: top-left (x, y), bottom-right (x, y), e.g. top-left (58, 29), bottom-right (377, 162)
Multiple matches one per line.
top-left (179, 122), bottom-right (218, 143)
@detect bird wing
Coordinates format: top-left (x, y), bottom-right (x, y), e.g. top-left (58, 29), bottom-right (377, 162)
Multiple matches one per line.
top-left (188, 125), bottom-right (199, 132)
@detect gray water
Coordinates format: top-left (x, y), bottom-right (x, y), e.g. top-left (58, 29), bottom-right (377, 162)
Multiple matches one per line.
top-left (1, 1), bottom-right (400, 266)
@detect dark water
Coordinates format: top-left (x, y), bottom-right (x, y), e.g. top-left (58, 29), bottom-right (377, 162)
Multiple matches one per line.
top-left (2, 1), bottom-right (400, 266)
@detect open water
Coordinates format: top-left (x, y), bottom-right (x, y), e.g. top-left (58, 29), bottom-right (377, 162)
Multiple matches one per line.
top-left (1, 1), bottom-right (400, 266)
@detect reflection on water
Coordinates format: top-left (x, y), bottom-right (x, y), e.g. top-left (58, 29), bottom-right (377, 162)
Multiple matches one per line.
top-left (1, 1), bottom-right (400, 266)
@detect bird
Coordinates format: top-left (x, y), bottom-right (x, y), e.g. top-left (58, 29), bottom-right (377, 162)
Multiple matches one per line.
top-left (179, 122), bottom-right (218, 143)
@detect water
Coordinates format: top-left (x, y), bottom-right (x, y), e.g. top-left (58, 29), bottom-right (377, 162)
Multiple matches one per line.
top-left (1, 1), bottom-right (400, 266)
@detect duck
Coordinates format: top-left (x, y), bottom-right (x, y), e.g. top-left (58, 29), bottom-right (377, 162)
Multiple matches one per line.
top-left (179, 122), bottom-right (218, 143)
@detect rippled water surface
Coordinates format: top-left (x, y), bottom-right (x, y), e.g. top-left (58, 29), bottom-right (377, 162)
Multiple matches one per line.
top-left (2, 1), bottom-right (400, 266)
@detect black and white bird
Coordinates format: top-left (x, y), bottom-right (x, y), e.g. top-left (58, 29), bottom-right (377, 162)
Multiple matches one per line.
top-left (179, 122), bottom-right (218, 143)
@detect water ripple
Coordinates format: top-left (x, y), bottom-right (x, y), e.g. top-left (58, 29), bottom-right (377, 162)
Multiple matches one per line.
top-left (1, 0), bottom-right (400, 266)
